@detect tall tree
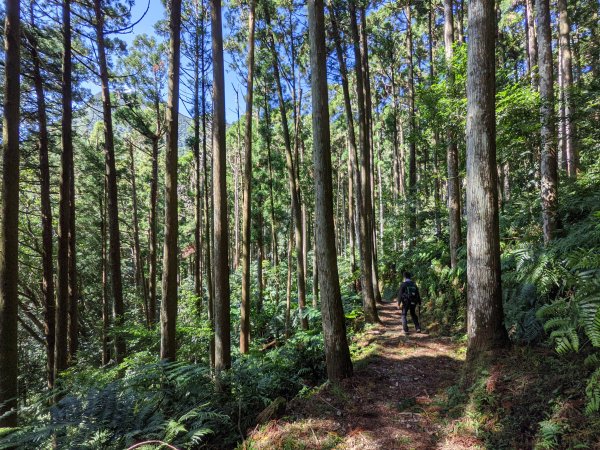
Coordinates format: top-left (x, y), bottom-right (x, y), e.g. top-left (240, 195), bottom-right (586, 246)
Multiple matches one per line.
top-left (26, 14), bottom-right (55, 388)
top-left (265, 6), bottom-right (308, 330)
top-left (525, 0), bottom-right (537, 86)
top-left (349, 0), bottom-right (379, 323)
top-left (536, 0), bottom-right (558, 244)
top-left (465, 0), bottom-right (509, 353)
top-left (405, 4), bottom-right (417, 242)
top-left (93, 0), bottom-right (126, 362)
top-left (212, 0), bottom-right (231, 372)
top-left (444, 0), bottom-right (462, 269)
top-left (0, 0), bottom-right (21, 427)
top-left (557, 0), bottom-right (578, 178)
top-left (308, 0), bottom-right (353, 382)
top-left (55, 0), bottom-right (72, 378)
top-left (240, 0), bottom-right (257, 355)
top-left (161, 0), bottom-right (182, 361)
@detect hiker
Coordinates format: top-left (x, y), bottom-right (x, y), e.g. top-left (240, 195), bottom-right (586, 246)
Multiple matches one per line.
top-left (397, 271), bottom-right (421, 334)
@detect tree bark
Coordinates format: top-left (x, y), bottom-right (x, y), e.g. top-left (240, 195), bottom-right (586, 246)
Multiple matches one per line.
top-left (240, 0), bottom-right (256, 354)
top-left (557, 0), bottom-right (578, 178)
top-left (211, 0), bottom-right (231, 373)
top-left (128, 142), bottom-right (148, 324)
top-left (266, 8), bottom-right (308, 330)
top-left (101, 183), bottom-right (110, 365)
top-left (308, 0), bottom-right (353, 382)
top-left (55, 0), bottom-right (72, 380)
top-left (28, 20), bottom-right (55, 388)
top-left (148, 136), bottom-right (158, 326)
top-left (536, 0), bottom-right (558, 244)
top-left (444, 0), bottom-right (463, 269)
top-left (405, 5), bottom-right (417, 243)
top-left (466, 0), bottom-right (509, 354)
top-left (68, 142), bottom-right (78, 363)
top-left (525, 0), bottom-right (538, 87)
top-left (0, 0), bottom-right (21, 427)
top-left (160, 0), bottom-right (182, 362)
top-left (348, 0), bottom-right (379, 323)
top-left (94, 0), bottom-right (126, 362)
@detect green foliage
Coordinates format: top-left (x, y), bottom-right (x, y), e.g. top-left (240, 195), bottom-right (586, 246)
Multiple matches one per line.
top-left (0, 327), bottom-right (327, 449)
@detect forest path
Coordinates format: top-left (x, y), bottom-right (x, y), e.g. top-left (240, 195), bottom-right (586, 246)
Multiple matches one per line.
top-left (246, 302), bottom-right (475, 449)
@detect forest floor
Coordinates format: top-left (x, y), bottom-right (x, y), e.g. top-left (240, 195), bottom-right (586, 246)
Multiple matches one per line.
top-left (243, 302), bottom-right (483, 449)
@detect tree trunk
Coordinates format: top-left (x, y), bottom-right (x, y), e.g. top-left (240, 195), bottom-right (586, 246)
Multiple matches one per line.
top-left (444, 0), bottom-right (463, 269)
top-left (211, 0), bottom-right (231, 373)
top-left (257, 208), bottom-right (264, 312)
top-left (525, 0), bottom-right (538, 87)
top-left (266, 9), bottom-right (308, 330)
top-left (285, 222), bottom-right (293, 338)
top-left (466, 0), bottom-right (509, 354)
top-left (129, 143), bottom-right (148, 324)
top-left (557, 0), bottom-right (578, 178)
top-left (264, 95), bottom-right (278, 267)
top-left (406, 5), bottom-right (417, 243)
top-left (160, 0), bottom-right (182, 362)
top-left (308, 0), bottom-right (353, 382)
top-left (348, 0), bottom-right (379, 323)
top-left (240, 0), bottom-right (256, 354)
top-left (193, 9), bottom-right (203, 304)
top-left (55, 0), bottom-right (72, 381)
top-left (101, 182), bottom-right (110, 365)
top-left (94, 0), bottom-right (126, 362)
top-left (28, 21), bottom-right (55, 388)
top-left (68, 144), bottom-right (78, 363)
top-left (536, 0), bottom-right (558, 244)
top-left (148, 136), bottom-right (158, 326)
top-left (0, 0), bottom-right (21, 427)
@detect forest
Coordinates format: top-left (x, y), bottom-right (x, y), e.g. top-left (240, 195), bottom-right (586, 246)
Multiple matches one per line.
top-left (0, 0), bottom-right (599, 447)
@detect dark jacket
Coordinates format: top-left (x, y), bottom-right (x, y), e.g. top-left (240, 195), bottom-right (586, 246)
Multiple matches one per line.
top-left (397, 279), bottom-right (421, 307)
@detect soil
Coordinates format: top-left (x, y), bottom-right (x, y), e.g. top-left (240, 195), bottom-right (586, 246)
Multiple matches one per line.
top-left (245, 302), bottom-right (480, 450)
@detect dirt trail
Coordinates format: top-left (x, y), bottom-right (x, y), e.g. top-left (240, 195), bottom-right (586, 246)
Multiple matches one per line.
top-left (247, 302), bottom-right (473, 449)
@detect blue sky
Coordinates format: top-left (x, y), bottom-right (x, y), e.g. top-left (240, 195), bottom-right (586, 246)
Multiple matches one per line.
top-left (89, 0), bottom-right (245, 124)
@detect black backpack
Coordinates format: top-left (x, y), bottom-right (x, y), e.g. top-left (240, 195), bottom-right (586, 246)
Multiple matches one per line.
top-left (403, 283), bottom-right (419, 307)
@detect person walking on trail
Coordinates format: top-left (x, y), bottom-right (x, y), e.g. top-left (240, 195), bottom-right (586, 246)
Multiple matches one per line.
top-left (397, 271), bottom-right (422, 334)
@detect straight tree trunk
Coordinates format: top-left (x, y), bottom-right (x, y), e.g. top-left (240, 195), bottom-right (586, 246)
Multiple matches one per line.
top-left (161, 0), bottom-right (182, 362)
top-left (68, 146), bottom-right (78, 363)
top-left (128, 143), bottom-right (148, 323)
top-left (94, 0), bottom-right (126, 362)
top-left (348, 0), bottom-right (379, 323)
top-left (358, 7), bottom-right (383, 305)
top-left (444, 0), bottom-right (463, 268)
top-left (148, 136), bottom-right (158, 326)
top-left (457, 0), bottom-right (465, 42)
top-left (557, 0), bottom-right (578, 178)
top-left (266, 9), bottom-right (308, 330)
top-left (285, 222), bottom-right (293, 338)
top-left (101, 184), bottom-right (110, 365)
top-left (28, 22), bottom-right (55, 388)
top-left (0, 0), bottom-right (21, 427)
top-left (211, 0), bottom-right (231, 373)
top-left (257, 208), bottom-right (264, 312)
top-left (193, 7), bottom-right (203, 303)
top-left (199, 6), bottom-right (214, 367)
top-left (55, 0), bottom-right (72, 380)
top-left (525, 0), bottom-right (538, 86)
top-left (405, 5), bottom-right (417, 242)
top-left (264, 95), bottom-right (278, 266)
top-left (240, 0), bottom-right (256, 354)
top-left (536, 0), bottom-right (558, 244)
top-left (466, 0), bottom-right (509, 353)
top-left (308, 0), bottom-right (353, 382)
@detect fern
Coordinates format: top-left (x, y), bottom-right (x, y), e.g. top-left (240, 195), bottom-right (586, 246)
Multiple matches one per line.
top-left (585, 366), bottom-right (600, 415)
